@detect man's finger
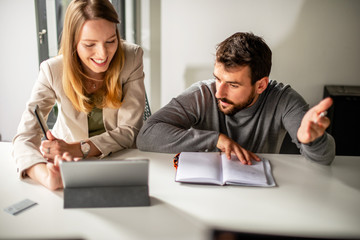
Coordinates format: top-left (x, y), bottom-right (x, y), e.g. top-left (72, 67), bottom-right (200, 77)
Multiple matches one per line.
top-left (313, 97), bottom-right (333, 113)
top-left (225, 148), bottom-right (232, 160)
top-left (305, 122), bottom-right (325, 142)
top-left (242, 150), bottom-right (253, 165)
top-left (250, 152), bottom-right (261, 162)
top-left (311, 122), bottom-right (327, 137)
top-left (234, 148), bottom-right (247, 165)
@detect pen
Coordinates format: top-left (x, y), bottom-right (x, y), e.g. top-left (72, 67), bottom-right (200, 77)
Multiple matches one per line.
top-left (314, 111), bottom-right (327, 124)
top-left (319, 111), bottom-right (327, 118)
top-left (34, 105), bottom-right (49, 140)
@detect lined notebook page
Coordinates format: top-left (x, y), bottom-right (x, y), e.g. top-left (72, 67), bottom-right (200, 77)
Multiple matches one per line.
top-left (221, 154), bottom-right (268, 186)
top-left (175, 152), bottom-right (222, 184)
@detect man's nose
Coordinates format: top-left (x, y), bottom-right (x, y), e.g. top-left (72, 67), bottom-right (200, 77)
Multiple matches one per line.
top-left (216, 82), bottom-right (227, 99)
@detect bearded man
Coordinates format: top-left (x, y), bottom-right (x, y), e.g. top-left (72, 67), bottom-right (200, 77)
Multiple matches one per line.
top-left (136, 32), bottom-right (335, 165)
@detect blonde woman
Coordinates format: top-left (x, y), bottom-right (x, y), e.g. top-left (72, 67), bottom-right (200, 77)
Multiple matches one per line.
top-left (13, 0), bottom-right (145, 190)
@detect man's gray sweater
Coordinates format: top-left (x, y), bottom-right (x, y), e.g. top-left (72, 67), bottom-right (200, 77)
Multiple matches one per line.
top-left (137, 80), bottom-right (335, 165)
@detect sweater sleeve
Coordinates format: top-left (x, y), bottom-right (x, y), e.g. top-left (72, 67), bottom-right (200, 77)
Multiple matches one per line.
top-left (280, 87), bottom-right (335, 165)
top-left (136, 89), bottom-right (219, 153)
top-left (300, 133), bottom-right (336, 165)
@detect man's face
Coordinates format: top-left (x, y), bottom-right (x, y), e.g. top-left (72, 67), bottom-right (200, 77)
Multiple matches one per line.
top-left (214, 62), bottom-right (258, 115)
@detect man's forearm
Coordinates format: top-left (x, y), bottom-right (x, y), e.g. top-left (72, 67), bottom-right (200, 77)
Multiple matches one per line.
top-left (137, 120), bottom-right (219, 153)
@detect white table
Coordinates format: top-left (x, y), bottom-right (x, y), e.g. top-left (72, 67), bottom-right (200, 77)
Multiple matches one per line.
top-left (1, 142), bottom-right (359, 239)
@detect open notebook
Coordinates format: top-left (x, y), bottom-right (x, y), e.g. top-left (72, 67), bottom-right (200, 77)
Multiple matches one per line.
top-left (175, 152), bottom-right (275, 187)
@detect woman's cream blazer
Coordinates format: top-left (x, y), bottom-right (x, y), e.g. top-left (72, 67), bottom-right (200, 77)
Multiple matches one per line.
top-left (13, 42), bottom-right (145, 178)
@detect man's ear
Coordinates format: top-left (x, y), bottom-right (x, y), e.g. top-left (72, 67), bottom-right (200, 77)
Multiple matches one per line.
top-left (255, 77), bottom-right (269, 94)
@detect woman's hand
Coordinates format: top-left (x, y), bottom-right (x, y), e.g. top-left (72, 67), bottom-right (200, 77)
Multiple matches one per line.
top-left (40, 131), bottom-right (82, 160)
top-left (54, 152), bottom-right (82, 163)
top-left (26, 162), bottom-right (63, 190)
top-left (26, 152), bottom-right (79, 190)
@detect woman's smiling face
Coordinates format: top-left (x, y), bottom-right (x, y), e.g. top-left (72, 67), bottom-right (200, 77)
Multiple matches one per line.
top-left (76, 18), bottom-right (118, 80)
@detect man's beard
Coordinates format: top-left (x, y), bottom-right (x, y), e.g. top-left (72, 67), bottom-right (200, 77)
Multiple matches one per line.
top-left (217, 90), bottom-right (256, 116)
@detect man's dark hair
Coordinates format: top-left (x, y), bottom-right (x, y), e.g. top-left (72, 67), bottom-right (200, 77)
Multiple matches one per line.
top-left (216, 32), bottom-right (272, 85)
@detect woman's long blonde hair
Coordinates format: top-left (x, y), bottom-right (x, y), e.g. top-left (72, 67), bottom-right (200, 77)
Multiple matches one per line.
top-left (59, 0), bottom-right (125, 113)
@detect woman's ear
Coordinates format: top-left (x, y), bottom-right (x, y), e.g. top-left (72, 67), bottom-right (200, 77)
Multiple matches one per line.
top-left (255, 77), bottom-right (269, 94)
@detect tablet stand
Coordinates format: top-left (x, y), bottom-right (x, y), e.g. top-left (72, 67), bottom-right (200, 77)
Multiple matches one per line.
top-left (64, 185), bottom-right (150, 208)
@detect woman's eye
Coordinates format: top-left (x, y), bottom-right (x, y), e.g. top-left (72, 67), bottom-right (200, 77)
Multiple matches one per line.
top-left (106, 40), bottom-right (116, 44)
top-left (84, 43), bottom-right (94, 48)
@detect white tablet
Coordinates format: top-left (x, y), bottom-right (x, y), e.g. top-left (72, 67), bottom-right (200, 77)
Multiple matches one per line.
top-left (59, 159), bottom-right (149, 188)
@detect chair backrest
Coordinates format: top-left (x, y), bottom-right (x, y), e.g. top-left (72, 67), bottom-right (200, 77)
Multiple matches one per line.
top-left (143, 93), bottom-right (152, 121)
top-left (279, 132), bottom-right (299, 154)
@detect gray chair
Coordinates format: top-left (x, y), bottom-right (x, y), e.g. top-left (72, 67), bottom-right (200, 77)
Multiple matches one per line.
top-left (279, 132), bottom-right (300, 154)
top-left (143, 93), bottom-right (152, 121)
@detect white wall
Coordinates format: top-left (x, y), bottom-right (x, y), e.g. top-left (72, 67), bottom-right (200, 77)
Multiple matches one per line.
top-left (0, 0), bottom-right (39, 141)
top-left (140, 0), bottom-right (162, 113)
top-left (1, 0), bottom-right (360, 141)
top-left (158, 0), bottom-right (360, 110)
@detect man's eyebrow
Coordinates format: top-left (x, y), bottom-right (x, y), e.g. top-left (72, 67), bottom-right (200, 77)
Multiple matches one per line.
top-left (226, 81), bottom-right (241, 85)
top-left (213, 74), bottom-right (241, 85)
